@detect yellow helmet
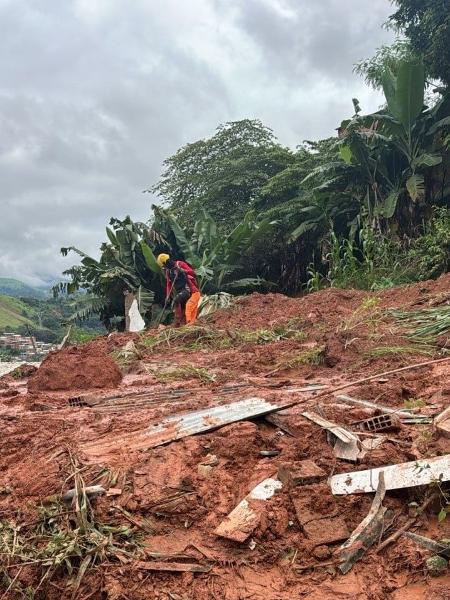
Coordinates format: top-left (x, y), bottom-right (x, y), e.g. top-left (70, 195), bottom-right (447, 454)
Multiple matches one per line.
top-left (156, 253), bottom-right (170, 268)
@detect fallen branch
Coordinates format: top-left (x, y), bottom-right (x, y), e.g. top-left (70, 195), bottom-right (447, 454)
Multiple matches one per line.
top-left (376, 493), bottom-right (438, 553)
top-left (293, 560), bottom-right (338, 571)
top-left (288, 356), bottom-right (450, 401)
top-left (134, 561), bottom-right (211, 573)
top-left (112, 505), bottom-right (154, 534)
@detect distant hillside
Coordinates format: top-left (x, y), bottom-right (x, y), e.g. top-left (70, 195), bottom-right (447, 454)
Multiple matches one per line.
top-left (0, 295), bottom-right (38, 330)
top-left (0, 293), bottom-right (103, 345)
top-left (0, 278), bottom-right (47, 299)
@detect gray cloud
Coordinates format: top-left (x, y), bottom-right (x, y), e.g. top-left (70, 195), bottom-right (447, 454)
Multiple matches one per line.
top-left (0, 0), bottom-right (394, 286)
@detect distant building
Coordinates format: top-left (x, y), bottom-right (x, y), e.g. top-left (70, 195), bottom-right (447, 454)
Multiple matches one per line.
top-left (0, 332), bottom-right (56, 361)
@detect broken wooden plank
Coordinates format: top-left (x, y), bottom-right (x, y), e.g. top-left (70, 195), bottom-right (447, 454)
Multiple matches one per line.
top-left (403, 532), bottom-right (450, 558)
top-left (135, 561), bottom-right (211, 573)
top-left (214, 478), bottom-right (282, 542)
top-left (338, 472), bottom-right (386, 573)
top-left (83, 397), bottom-right (297, 458)
top-left (330, 455), bottom-right (450, 495)
top-left (434, 406), bottom-right (450, 438)
top-left (436, 419), bottom-right (450, 438)
top-left (435, 405), bottom-right (450, 425)
top-left (336, 394), bottom-right (428, 422)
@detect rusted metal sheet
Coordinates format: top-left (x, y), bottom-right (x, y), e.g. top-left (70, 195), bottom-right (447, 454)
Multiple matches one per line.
top-left (215, 478), bottom-right (282, 542)
top-left (330, 454), bottom-right (450, 495)
top-left (83, 398), bottom-right (296, 458)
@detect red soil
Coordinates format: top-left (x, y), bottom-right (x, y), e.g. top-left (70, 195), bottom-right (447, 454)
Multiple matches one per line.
top-left (1, 274), bottom-right (450, 599)
top-left (27, 345), bottom-right (123, 391)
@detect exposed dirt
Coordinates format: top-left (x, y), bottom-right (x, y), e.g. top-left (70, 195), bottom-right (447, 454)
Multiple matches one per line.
top-left (1, 275), bottom-right (450, 599)
top-left (27, 345), bottom-right (123, 391)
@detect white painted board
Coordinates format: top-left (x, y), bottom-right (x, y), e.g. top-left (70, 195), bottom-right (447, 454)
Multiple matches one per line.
top-left (330, 454), bottom-right (450, 495)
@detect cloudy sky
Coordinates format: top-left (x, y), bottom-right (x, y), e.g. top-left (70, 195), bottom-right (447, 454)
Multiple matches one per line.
top-left (1, 0), bottom-right (395, 286)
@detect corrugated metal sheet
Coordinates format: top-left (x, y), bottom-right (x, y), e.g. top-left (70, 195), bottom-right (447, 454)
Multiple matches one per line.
top-left (83, 397), bottom-right (296, 458)
top-left (144, 397), bottom-right (296, 447)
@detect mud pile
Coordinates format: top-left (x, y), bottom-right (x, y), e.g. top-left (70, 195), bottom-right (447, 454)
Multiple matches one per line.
top-left (28, 345), bottom-right (123, 391)
top-left (1, 275), bottom-right (450, 599)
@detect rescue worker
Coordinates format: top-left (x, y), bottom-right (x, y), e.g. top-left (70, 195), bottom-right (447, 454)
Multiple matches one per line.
top-left (157, 254), bottom-right (201, 325)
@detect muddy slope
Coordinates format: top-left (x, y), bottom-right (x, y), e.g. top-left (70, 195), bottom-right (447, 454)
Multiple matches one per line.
top-left (1, 275), bottom-right (450, 599)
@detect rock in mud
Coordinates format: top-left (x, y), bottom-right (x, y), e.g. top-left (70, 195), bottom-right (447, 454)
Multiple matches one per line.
top-left (426, 555), bottom-right (448, 576)
top-left (312, 545), bottom-right (331, 560)
top-left (278, 460), bottom-right (327, 487)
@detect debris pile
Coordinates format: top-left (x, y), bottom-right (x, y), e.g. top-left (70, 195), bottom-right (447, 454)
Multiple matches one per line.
top-left (1, 274), bottom-right (450, 599)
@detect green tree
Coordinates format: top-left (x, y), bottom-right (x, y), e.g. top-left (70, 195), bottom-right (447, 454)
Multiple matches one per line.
top-left (338, 60), bottom-right (450, 226)
top-left (151, 119), bottom-right (294, 231)
top-left (354, 39), bottom-right (416, 90)
top-left (56, 208), bottom-right (275, 329)
top-left (388, 0), bottom-right (450, 86)
top-left (54, 216), bottom-right (166, 330)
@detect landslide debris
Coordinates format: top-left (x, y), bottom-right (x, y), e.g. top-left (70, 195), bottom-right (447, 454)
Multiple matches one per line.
top-left (1, 274), bottom-right (450, 599)
top-left (28, 345), bottom-right (123, 391)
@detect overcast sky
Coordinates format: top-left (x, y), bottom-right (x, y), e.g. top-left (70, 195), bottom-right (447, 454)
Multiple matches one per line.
top-left (0, 0), bottom-right (395, 286)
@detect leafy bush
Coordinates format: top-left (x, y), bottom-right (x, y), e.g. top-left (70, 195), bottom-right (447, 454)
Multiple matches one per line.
top-left (318, 225), bottom-right (412, 291)
top-left (408, 208), bottom-right (450, 279)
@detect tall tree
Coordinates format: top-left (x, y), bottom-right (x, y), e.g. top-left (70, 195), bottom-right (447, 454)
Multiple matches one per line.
top-left (151, 119), bottom-right (294, 231)
top-left (388, 0), bottom-right (450, 86)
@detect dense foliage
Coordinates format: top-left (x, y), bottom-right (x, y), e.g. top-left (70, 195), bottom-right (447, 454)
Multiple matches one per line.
top-left (54, 210), bottom-right (275, 328)
top-left (388, 0), bottom-right (450, 86)
top-left (58, 0), bottom-right (450, 328)
top-left (150, 119), bottom-right (293, 231)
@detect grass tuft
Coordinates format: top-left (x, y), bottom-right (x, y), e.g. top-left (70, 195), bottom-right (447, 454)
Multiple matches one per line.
top-left (367, 345), bottom-right (435, 358)
top-left (153, 364), bottom-right (216, 383)
top-left (0, 453), bottom-right (143, 598)
top-left (392, 306), bottom-right (450, 344)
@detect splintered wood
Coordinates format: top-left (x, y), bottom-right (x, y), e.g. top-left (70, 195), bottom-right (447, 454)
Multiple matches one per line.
top-left (338, 472), bottom-right (387, 573)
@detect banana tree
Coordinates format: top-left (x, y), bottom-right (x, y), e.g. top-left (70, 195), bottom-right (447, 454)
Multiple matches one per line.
top-left (54, 217), bottom-right (165, 328)
top-left (145, 206), bottom-right (277, 293)
top-left (338, 59), bottom-right (450, 221)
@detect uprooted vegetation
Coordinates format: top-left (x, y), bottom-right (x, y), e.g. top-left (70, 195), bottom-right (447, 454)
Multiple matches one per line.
top-left (2, 276), bottom-right (450, 599)
top-left (140, 318), bottom-right (306, 352)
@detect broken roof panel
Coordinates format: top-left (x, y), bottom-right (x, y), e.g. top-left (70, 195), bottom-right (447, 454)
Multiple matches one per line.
top-left (83, 397), bottom-right (296, 459)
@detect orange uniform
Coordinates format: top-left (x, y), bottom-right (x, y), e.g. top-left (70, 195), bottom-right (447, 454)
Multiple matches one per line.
top-left (165, 260), bottom-right (201, 324)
